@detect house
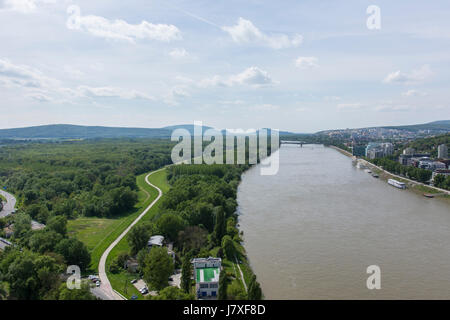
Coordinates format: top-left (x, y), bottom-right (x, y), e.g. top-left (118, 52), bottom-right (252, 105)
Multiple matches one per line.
top-left (125, 258), bottom-right (139, 273)
top-left (148, 235), bottom-right (164, 249)
top-left (191, 257), bottom-right (221, 299)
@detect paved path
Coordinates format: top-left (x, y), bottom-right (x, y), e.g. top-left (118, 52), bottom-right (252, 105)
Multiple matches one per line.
top-left (0, 190), bottom-right (16, 218)
top-left (97, 168), bottom-right (164, 300)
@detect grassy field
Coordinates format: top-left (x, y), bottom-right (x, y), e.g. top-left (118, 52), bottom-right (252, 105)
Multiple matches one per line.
top-left (67, 171), bottom-right (161, 272)
top-left (106, 169), bottom-right (171, 300)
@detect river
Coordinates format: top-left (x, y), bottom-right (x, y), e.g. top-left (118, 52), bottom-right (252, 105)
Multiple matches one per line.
top-left (237, 144), bottom-right (450, 299)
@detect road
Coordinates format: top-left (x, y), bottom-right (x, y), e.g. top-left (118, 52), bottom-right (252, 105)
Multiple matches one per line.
top-left (0, 189), bottom-right (16, 218)
top-left (96, 168), bottom-right (164, 300)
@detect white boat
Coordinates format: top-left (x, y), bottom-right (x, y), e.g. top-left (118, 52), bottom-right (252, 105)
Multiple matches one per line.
top-left (388, 179), bottom-right (406, 189)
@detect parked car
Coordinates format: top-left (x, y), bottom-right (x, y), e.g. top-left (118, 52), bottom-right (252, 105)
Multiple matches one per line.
top-left (96, 281), bottom-right (100, 287)
top-left (140, 287), bottom-right (148, 294)
top-left (130, 279), bottom-right (137, 284)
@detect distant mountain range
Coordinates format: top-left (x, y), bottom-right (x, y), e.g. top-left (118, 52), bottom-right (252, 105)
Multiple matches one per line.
top-left (0, 121), bottom-right (447, 139)
top-left (317, 120), bottom-right (450, 135)
top-left (380, 120), bottom-right (450, 132)
top-left (0, 124), bottom-right (297, 139)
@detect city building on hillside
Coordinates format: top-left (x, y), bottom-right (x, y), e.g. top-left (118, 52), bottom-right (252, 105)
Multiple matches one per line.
top-left (418, 159), bottom-right (434, 170)
top-left (191, 257), bottom-right (221, 299)
top-left (432, 161), bottom-right (447, 170)
top-left (365, 142), bottom-right (394, 159)
top-left (438, 144), bottom-right (448, 159)
top-left (403, 147), bottom-right (416, 155)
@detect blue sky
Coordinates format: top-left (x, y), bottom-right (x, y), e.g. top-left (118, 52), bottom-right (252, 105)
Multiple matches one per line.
top-left (0, 0), bottom-right (449, 132)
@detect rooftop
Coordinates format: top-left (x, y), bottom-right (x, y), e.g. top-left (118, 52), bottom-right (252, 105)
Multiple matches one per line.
top-left (196, 267), bottom-right (220, 283)
top-left (148, 235), bottom-right (164, 247)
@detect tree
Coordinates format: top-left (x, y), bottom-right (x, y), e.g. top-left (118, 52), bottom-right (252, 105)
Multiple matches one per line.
top-left (218, 269), bottom-right (228, 300)
top-left (13, 213), bottom-right (31, 239)
top-left (181, 255), bottom-right (192, 293)
top-left (156, 213), bottom-right (185, 242)
top-left (143, 246), bottom-right (173, 291)
top-left (148, 286), bottom-right (193, 300)
top-left (4, 250), bottom-right (60, 300)
top-left (247, 275), bottom-right (262, 300)
top-left (213, 207), bottom-right (226, 246)
top-left (221, 235), bottom-right (235, 261)
top-left (47, 215), bottom-right (67, 236)
top-left (226, 279), bottom-right (247, 300)
top-left (127, 222), bottom-right (154, 255)
top-left (177, 226), bottom-right (207, 253)
top-left (58, 282), bottom-right (97, 300)
top-left (55, 238), bottom-right (91, 271)
top-left (28, 229), bottom-right (63, 253)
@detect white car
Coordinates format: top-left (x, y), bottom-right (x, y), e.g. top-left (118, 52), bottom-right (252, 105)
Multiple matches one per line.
top-left (96, 281), bottom-right (100, 287)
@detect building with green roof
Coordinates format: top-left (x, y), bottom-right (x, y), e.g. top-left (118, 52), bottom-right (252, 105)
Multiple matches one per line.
top-left (191, 257), bottom-right (221, 299)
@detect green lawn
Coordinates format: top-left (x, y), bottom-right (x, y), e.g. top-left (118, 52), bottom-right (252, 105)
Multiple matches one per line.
top-left (68, 171), bottom-right (162, 272)
top-left (106, 169), bottom-right (171, 299)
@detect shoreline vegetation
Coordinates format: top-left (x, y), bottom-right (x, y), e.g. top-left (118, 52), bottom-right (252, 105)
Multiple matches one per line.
top-left (328, 145), bottom-right (450, 204)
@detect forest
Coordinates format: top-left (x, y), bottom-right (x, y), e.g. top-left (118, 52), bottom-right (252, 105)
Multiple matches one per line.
top-left (0, 139), bottom-right (174, 300)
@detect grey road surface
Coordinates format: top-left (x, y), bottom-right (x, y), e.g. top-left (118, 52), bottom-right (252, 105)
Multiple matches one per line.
top-left (0, 189), bottom-right (16, 218)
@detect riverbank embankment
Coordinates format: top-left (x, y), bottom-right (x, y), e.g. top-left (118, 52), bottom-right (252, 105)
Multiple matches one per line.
top-left (328, 145), bottom-right (450, 204)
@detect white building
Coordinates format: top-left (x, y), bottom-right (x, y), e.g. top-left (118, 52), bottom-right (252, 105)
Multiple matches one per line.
top-left (148, 235), bottom-right (164, 249)
top-left (438, 144), bottom-right (448, 159)
top-left (365, 142), bottom-right (394, 159)
top-left (191, 257), bottom-right (221, 299)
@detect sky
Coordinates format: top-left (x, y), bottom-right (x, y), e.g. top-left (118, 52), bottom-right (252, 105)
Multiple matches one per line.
top-left (0, 0), bottom-right (450, 132)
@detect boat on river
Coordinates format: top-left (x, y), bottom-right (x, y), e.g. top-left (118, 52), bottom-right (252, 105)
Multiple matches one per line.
top-left (388, 179), bottom-right (406, 189)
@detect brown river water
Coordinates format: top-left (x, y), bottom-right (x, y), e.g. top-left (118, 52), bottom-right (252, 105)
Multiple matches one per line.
top-left (237, 144), bottom-right (450, 299)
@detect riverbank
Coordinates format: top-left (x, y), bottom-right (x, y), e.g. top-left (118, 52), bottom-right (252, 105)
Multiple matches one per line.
top-left (329, 145), bottom-right (450, 204)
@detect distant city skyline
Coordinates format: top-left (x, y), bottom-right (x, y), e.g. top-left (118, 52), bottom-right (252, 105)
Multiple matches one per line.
top-left (1, 0), bottom-right (450, 132)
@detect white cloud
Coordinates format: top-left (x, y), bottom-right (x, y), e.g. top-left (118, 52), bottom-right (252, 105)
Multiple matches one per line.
top-left (383, 65), bottom-right (433, 85)
top-left (402, 89), bottom-right (427, 97)
top-left (222, 18), bottom-right (302, 49)
top-left (169, 48), bottom-right (188, 59)
top-left (337, 103), bottom-right (364, 111)
top-left (66, 5), bottom-right (181, 43)
top-left (249, 104), bottom-right (280, 111)
top-left (200, 67), bottom-right (276, 88)
top-left (27, 92), bottom-right (53, 102)
top-left (374, 104), bottom-right (413, 112)
top-left (295, 56), bottom-right (319, 68)
top-left (0, 58), bottom-right (55, 88)
top-left (77, 85), bottom-right (154, 100)
top-left (1, 0), bottom-right (56, 13)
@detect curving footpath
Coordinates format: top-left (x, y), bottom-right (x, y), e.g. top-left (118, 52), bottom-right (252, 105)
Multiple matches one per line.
top-left (97, 168), bottom-right (164, 300)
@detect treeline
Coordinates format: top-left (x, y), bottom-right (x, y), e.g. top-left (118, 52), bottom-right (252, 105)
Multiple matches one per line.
top-left (0, 214), bottom-right (94, 300)
top-left (371, 157), bottom-right (432, 183)
top-left (434, 174), bottom-right (450, 190)
top-left (0, 139), bottom-right (173, 223)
